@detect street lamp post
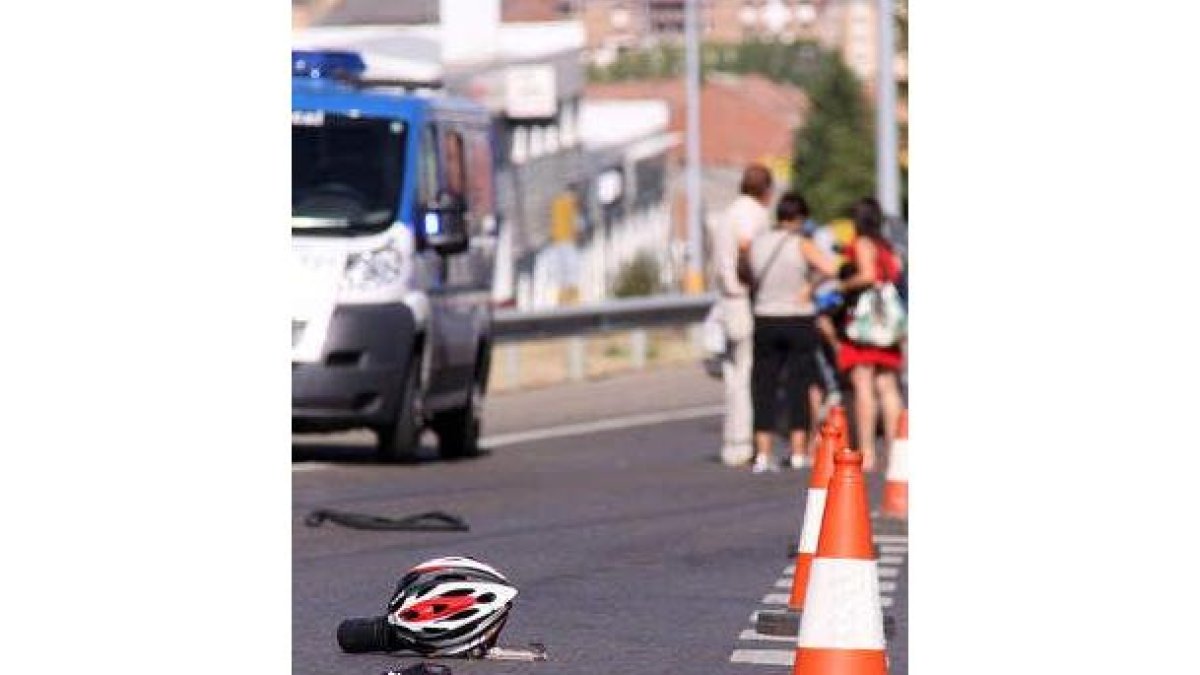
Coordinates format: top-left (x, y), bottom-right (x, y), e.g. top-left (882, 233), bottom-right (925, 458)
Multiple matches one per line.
top-left (683, 0), bottom-right (704, 294)
top-left (875, 0), bottom-right (901, 221)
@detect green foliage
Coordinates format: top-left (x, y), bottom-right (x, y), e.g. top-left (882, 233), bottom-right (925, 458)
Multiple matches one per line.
top-left (791, 52), bottom-right (876, 223)
top-left (587, 39), bottom-right (823, 84)
top-left (612, 252), bottom-right (663, 298)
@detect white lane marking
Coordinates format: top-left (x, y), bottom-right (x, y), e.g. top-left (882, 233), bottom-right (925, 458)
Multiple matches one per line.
top-left (775, 578), bottom-right (793, 589)
top-left (293, 404), bottom-right (725, 471)
top-left (730, 649), bottom-right (795, 666)
top-left (483, 404), bottom-right (725, 448)
top-left (872, 534), bottom-right (908, 544)
top-left (762, 593), bottom-right (789, 605)
top-left (292, 463), bottom-right (335, 472)
top-left (880, 580), bottom-right (897, 593)
top-left (739, 629), bottom-right (798, 643)
top-left (878, 554), bottom-right (903, 565)
top-left (879, 544), bottom-right (907, 555)
top-left (878, 566), bottom-right (900, 579)
top-left (784, 564), bottom-right (795, 575)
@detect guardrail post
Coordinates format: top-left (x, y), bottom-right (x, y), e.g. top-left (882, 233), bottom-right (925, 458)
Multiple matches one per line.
top-left (688, 323), bottom-right (705, 355)
top-left (630, 329), bottom-right (648, 370)
top-left (567, 336), bottom-right (586, 382)
top-left (504, 344), bottom-right (521, 388)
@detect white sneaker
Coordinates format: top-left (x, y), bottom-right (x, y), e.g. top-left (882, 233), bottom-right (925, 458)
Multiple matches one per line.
top-left (752, 456), bottom-right (780, 474)
top-left (787, 454), bottom-right (808, 470)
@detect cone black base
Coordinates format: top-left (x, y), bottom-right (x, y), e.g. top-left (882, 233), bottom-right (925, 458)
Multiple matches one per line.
top-left (755, 609), bottom-right (801, 636)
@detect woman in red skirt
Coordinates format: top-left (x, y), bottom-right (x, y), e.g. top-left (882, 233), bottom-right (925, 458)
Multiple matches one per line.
top-left (835, 197), bottom-right (905, 471)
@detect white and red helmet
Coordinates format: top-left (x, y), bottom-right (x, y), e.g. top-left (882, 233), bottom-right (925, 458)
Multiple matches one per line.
top-left (386, 556), bottom-right (518, 657)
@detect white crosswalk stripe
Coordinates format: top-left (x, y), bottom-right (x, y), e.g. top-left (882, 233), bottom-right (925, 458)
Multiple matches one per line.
top-left (730, 649), bottom-right (795, 666)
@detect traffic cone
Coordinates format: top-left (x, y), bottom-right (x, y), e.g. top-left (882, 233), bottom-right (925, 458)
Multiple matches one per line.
top-left (787, 406), bottom-right (849, 558)
top-left (788, 420), bottom-right (840, 609)
top-left (757, 419), bottom-right (842, 636)
top-left (881, 410), bottom-right (908, 520)
top-left (792, 448), bottom-right (888, 675)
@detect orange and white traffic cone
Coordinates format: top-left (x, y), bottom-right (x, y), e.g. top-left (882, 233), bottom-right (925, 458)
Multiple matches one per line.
top-left (758, 419), bottom-right (842, 636)
top-left (793, 448), bottom-right (888, 675)
top-left (788, 420), bottom-right (840, 610)
top-left (881, 410), bottom-right (908, 520)
top-left (788, 405), bottom-right (849, 559)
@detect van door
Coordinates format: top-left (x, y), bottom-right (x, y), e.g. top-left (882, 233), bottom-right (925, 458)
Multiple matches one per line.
top-left (417, 121), bottom-right (479, 408)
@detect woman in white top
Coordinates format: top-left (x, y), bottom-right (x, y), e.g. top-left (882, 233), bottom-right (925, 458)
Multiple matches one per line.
top-left (746, 193), bottom-right (839, 473)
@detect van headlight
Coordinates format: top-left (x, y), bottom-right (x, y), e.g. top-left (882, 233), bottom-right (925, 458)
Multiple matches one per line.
top-left (339, 243), bottom-right (411, 302)
top-left (344, 246), bottom-right (403, 289)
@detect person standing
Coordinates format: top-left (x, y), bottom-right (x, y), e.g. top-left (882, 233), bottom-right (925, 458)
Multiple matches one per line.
top-left (711, 164), bottom-right (774, 466)
top-left (748, 193), bottom-right (838, 473)
top-left (835, 197), bottom-right (905, 472)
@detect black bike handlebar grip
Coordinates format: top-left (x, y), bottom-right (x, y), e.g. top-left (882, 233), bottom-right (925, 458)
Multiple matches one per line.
top-left (337, 616), bottom-right (397, 653)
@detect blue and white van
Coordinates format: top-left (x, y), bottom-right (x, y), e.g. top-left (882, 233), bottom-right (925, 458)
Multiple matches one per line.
top-left (292, 51), bottom-right (498, 461)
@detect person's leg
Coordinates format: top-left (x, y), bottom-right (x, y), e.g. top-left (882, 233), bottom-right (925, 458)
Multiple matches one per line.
top-left (721, 334), bottom-right (754, 465)
top-left (720, 301), bottom-right (754, 465)
top-left (849, 364), bottom-right (878, 471)
top-left (805, 380), bottom-right (823, 458)
top-left (785, 318), bottom-right (819, 466)
top-left (875, 368), bottom-right (904, 470)
top-left (751, 320), bottom-right (783, 470)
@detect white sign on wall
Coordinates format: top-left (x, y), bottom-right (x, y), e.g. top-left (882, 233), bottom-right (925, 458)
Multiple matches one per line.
top-left (505, 64), bottom-right (558, 119)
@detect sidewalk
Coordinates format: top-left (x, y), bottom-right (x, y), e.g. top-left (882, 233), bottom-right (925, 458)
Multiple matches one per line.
top-left (483, 363), bottom-right (723, 437)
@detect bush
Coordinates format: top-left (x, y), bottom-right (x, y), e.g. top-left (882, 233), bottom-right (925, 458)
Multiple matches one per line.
top-left (613, 252), bottom-right (663, 298)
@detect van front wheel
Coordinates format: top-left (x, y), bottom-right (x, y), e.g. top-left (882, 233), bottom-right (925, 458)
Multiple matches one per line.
top-left (432, 381), bottom-right (481, 459)
top-left (375, 354), bottom-right (423, 463)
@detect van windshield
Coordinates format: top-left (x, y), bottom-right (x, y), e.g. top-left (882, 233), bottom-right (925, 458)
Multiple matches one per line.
top-left (292, 113), bottom-right (407, 233)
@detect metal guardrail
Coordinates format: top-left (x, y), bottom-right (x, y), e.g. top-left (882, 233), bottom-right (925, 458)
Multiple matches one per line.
top-left (491, 293), bottom-right (717, 385)
top-left (493, 293), bottom-right (716, 343)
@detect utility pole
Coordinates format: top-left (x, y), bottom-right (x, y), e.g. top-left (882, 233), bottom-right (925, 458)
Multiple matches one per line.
top-left (683, 0), bottom-right (704, 294)
top-left (875, 0), bottom-right (901, 221)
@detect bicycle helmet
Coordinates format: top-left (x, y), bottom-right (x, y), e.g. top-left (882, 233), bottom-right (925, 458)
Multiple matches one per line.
top-left (385, 556), bottom-right (518, 657)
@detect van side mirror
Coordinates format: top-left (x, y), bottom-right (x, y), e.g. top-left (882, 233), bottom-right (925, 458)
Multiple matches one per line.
top-left (419, 199), bottom-right (469, 255)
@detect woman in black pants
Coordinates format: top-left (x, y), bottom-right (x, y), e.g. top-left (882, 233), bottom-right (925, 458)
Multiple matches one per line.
top-left (747, 194), bottom-right (838, 473)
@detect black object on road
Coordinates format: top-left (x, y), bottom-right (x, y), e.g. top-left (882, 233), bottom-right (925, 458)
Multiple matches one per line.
top-left (338, 617), bottom-right (402, 653)
top-left (382, 664), bottom-right (452, 675)
top-left (304, 509), bottom-right (469, 532)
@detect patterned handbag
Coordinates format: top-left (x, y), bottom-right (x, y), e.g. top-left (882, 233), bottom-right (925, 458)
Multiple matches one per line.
top-left (845, 281), bottom-right (907, 347)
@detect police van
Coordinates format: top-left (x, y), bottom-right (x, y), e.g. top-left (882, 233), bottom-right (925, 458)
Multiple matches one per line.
top-left (292, 50), bottom-right (497, 462)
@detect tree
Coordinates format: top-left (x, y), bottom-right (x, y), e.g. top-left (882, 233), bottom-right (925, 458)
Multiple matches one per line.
top-left (613, 252), bottom-right (663, 298)
top-left (791, 52), bottom-right (876, 223)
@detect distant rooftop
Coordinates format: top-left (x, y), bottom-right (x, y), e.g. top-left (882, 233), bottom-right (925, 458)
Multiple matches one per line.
top-left (586, 73), bottom-right (808, 167)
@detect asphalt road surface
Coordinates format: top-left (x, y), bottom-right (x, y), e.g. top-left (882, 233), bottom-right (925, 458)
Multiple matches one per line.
top-left (293, 366), bottom-right (908, 675)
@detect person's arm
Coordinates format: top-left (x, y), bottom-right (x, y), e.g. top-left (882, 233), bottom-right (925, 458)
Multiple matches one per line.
top-left (713, 222), bottom-right (748, 297)
top-left (800, 237), bottom-right (838, 277)
top-left (839, 238), bottom-right (879, 293)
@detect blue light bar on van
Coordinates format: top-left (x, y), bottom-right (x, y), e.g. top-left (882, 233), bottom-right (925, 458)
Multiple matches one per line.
top-left (292, 50), bottom-right (366, 80)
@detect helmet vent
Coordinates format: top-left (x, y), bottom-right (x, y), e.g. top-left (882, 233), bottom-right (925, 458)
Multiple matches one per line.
top-left (440, 588), bottom-right (473, 597)
top-left (477, 592), bottom-right (496, 603)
